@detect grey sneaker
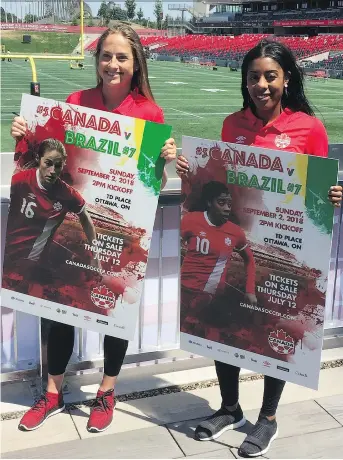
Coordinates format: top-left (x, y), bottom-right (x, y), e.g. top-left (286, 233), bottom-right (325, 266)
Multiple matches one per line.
top-left (238, 416), bottom-right (278, 457)
top-left (195, 404), bottom-right (246, 441)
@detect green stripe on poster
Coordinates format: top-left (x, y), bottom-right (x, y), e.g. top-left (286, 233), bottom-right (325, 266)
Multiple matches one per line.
top-left (138, 122), bottom-right (172, 195)
top-left (305, 156), bottom-right (338, 234)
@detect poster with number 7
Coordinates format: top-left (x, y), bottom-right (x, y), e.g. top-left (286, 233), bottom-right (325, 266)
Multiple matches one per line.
top-left (180, 135), bottom-right (338, 390)
top-left (1, 94), bottom-right (171, 340)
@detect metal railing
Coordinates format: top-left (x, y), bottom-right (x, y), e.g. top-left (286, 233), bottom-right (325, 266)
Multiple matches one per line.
top-left (1, 146), bottom-right (343, 382)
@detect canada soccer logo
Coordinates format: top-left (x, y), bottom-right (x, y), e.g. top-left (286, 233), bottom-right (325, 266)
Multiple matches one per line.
top-left (268, 329), bottom-right (295, 355)
top-left (225, 237), bottom-right (232, 246)
top-left (53, 201), bottom-right (62, 211)
top-left (275, 133), bottom-right (291, 149)
top-left (91, 285), bottom-right (116, 310)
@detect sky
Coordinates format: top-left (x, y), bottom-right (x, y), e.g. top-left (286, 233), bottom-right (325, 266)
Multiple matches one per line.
top-left (2, 1), bottom-right (194, 22)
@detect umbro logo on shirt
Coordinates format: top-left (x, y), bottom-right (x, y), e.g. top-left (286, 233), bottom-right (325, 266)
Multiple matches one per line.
top-left (28, 193), bottom-right (36, 200)
top-left (275, 133), bottom-right (291, 149)
top-left (235, 136), bottom-right (246, 144)
top-left (53, 201), bottom-right (63, 211)
top-left (199, 231), bottom-right (207, 237)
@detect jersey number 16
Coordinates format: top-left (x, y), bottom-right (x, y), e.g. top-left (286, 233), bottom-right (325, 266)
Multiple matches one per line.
top-left (20, 198), bottom-right (37, 219)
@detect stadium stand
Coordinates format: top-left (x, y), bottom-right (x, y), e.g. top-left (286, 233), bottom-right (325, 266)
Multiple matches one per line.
top-left (231, 8), bottom-right (343, 22)
top-left (85, 33), bottom-right (343, 70)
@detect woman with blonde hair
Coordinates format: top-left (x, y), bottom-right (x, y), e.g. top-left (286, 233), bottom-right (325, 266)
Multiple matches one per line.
top-left (11, 24), bottom-right (176, 434)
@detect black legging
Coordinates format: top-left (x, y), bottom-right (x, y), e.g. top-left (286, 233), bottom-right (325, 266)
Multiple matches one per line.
top-left (47, 321), bottom-right (128, 377)
top-left (215, 360), bottom-right (285, 417)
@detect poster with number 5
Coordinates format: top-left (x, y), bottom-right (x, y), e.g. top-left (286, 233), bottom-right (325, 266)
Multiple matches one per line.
top-left (1, 94), bottom-right (171, 340)
top-left (180, 135), bottom-right (338, 390)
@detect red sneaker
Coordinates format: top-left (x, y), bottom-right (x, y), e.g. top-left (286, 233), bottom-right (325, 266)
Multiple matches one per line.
top-left (18, 392), bottom-right (65, 431)
top-left (87, 389), bottom-right (116, 433)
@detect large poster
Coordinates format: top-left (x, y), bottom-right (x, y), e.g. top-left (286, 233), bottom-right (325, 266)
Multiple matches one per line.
top-left (1, 94), bottom-right (171, 340)
top-left (180, 135), bottom-right (338, 390)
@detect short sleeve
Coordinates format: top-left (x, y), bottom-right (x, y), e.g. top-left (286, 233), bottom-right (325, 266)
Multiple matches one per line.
top-left (236, 228), bottom-right (248, 252)
top-left (221, 117), bottom-right (230, 142)
top-left (64, 183), bottom-right (85, 214)
top-left (304, 118), bottom-right (329, 158)
top-left (65, 91), bottom-right (81, 105)
top-left (181, 213), bottom-right (192, 239)
top-left (221, 114), bottom-right (236, 142)
top-left (11, 170), bottom-right (25, 188)
top-left (153, 107), bottom-right (165, 124)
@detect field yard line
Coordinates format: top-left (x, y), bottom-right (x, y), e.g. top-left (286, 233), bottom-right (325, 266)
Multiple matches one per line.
top-left (8, 61), bottom-right (83, 89)
top-left (307, 88), bottom-right (343, 95)
top-left (149, 63), bottom-right (241, 79)
top-left (169, 107), bottom-right (203, 119)
top-left (315, 104), bottom-right (343, 113)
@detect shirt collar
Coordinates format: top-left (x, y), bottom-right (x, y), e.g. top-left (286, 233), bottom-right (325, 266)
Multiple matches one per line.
top-left (204, 211), bottom-right (215, 227)
top-left (243, 107), bottom-right (293, 133)
top-left (36, 168), bottom-right (46, 191)
top-left (96, 85), bottom-right (139, 114)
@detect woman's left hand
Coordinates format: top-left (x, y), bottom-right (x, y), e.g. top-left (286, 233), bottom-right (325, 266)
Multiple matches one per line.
top-left (328, 185), bottom-right (343, 207)
top-left (160, 138), bottom-right (177, 164)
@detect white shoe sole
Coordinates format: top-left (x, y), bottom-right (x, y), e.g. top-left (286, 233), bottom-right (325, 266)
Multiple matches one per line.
top-left (87, 420), bottom-right (113, 433)
top-left (240, 428), bottom-right (279, 457)
top-left (18, 405), bottom-right (65, 431)
top-left (197, 416), bottom-right (247, 441)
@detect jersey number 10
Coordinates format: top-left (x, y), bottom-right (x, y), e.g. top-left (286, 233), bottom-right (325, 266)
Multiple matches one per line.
top-left (196, 236), bottom-right (209, 255)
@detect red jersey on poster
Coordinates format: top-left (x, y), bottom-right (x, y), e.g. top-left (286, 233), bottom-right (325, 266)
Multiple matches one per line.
top-left (181, 211), bottom-right (254, 294)
top-left (5, 168), bottom-right (85, 261)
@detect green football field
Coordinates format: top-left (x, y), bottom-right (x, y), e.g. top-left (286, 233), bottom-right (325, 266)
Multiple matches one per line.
top-left (2, 57), bottom-right (343, 152)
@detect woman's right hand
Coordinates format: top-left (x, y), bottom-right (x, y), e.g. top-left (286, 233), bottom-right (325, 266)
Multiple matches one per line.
top-left (11, 116), bottom-right (27, 141)
top-left (176, 155), bottom-right (189, 177)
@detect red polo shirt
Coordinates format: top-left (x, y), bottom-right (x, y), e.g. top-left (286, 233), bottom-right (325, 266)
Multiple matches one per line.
top-left (66, 86), bottom-right (164, 124)
top-left (221, 107), bottom-right (328, 158)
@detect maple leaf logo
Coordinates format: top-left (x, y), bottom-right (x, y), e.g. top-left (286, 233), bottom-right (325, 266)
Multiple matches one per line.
top-left (91, 285), bottom-right (116, 310)
top-left (268, 329), bottom-right (295, 355)
top-left (275, 133), bottom-right (291, 149)
top-left (53, 201), bottom-right (62, 211)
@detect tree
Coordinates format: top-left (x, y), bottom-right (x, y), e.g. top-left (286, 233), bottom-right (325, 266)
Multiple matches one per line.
top-left (162, 14), bottom-right (170, 29)
top-left (98, 1), bottom-right (109, 25)
top-left (88, 17), bottom-right (94, 27)
top-left (111, 6), bottom-right (128, 21)
top-left (137, 7), bottom-right (144, 23)
top-left (154, 0), bottom-right (163, 29)
top-left (24, 14), bottom-right (38, 23)
top-left (125, 0), bottom-right (136, 21)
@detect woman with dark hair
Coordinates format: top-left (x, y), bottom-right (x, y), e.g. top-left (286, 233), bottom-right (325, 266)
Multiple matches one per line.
top-left (3, 138), bottom-right (95, 265)
top-left (11, 24), bottom-right (176, 434)
top-left (177, 39), bottom-right (342, 457)
top-left (181, 180), bottom-right (256, 338)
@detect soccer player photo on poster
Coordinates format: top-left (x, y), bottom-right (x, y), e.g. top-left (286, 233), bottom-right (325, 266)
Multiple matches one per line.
top-left (1, 94), bottom-right (171, 340)
top-left (180, 135), bottom-right (338, 390)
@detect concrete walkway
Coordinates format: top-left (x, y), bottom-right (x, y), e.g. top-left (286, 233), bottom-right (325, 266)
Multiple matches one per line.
top-left (1, 350), bottom-right (343, 458)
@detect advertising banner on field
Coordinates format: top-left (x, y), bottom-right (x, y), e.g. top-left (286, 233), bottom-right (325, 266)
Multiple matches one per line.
top-left (180, 135), bottom-right (338, 389)
top-left (1, 94), bottom-right (171, 341)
